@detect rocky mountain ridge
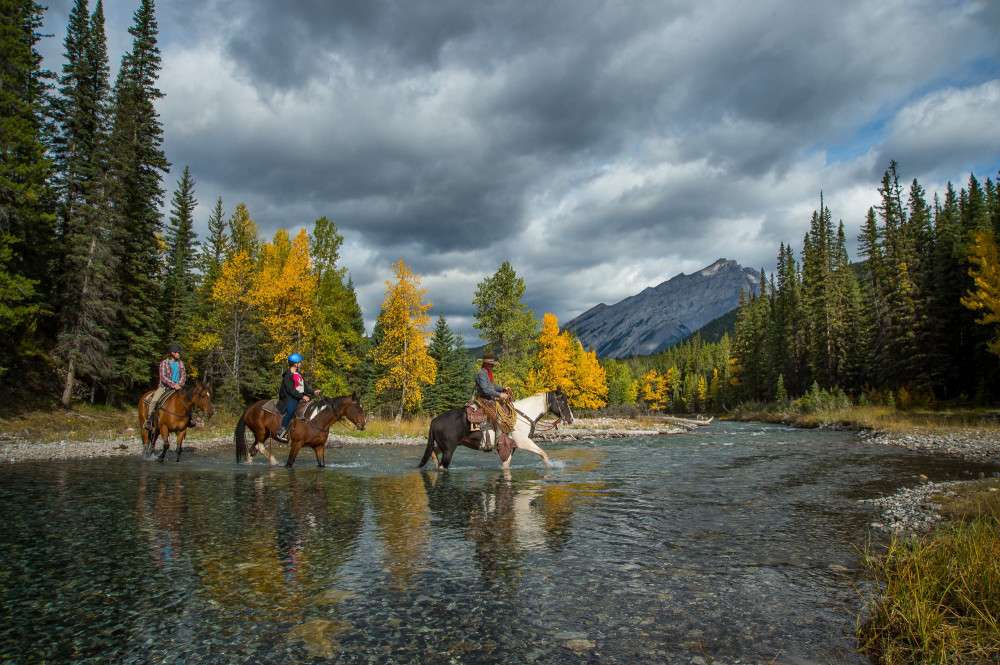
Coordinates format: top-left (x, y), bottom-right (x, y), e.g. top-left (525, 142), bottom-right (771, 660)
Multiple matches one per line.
top-left (564, 258), bottom-right (760, 358)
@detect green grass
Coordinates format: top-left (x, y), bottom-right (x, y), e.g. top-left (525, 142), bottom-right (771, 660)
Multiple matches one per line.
top-left (857, 488), bottom-right (1000, 664)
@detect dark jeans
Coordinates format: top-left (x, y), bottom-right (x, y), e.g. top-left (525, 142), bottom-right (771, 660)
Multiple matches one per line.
top-left (280, 398), bottom-right (300, 430)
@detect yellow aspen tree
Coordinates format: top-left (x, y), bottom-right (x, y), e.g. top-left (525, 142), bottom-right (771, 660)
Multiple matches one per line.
top-left (256, 229), bottom-right (318, 365)
top-left (532, 313), bottom-right (574, 392)
top-left (567, 341), bottom-right (608, 409)
top-left (961, 229), bottom-right (1000, 357)
top-left (696, 375), bottom-right (708, 409)
top-left (371, 258), bottom-right (437, 419)
top-left (205, 250), bottom-right (259, 401)
top-left (640, 368), bottom-right (667, 410)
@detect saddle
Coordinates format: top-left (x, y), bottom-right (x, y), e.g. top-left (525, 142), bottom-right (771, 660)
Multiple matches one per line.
top-left (464, 398), bottom-right (516, 461)
top-left (143, 389), bottom-right (176, 407)
top-left (143, 389), bottom-right (176, 428)
top-left (262, 399), bottom-right (316, 421)
top-left (465, 398), bottom-right (515, 433)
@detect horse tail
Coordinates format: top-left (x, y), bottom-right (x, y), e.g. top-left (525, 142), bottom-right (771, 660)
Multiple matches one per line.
top-left (235, 412), bottom-right (249, 463)
top-left (418, 423), bottom-right (435, 468)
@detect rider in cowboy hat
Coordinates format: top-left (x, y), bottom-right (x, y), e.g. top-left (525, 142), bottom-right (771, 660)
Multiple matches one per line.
top-left (144, 344), bottom-right (194, 430)
top-left (275, 352), bottom-right (320, 443)
top-left (475, 352), bottom-right (510, 401)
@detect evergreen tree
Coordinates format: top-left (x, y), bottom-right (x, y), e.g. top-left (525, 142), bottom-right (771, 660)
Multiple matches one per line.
top-left (309, 217), bottom-right (365, 394)
top-left (198, 196), bottom-right (227, 290)
top-left (0, 0), bottom-right (55, 381)
top-left (51, 0), bottom-right (120, 405)
top-left (425, 314), bottom-right (473, 414)
top-left (161, 165), bottom-right (198, 346)
top-left (772, 243), bottom-right (807, 394)
top-left (107, 0), bottom-right (170, 394)
top-left (472, 261), bottom-right (538, 391)
top-left (472, 261), bottom-right (538, 360)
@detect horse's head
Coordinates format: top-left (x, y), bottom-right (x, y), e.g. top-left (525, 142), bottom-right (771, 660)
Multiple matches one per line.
top-left (325, 391), bottom-right (366, 431)
top-left (346, 391), bottom-right (367, 431)
top-left (549, 389), bottom-right (574, 424)
top-left (194, 382), bottom-right (215, 420)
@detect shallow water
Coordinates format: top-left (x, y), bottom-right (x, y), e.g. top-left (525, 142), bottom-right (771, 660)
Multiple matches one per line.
top-left (1, 422), bottom-right (996, 664)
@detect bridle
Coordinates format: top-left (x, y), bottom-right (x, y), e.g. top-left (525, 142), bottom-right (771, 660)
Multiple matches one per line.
top-left (515, 391), bottom-right (567, 436)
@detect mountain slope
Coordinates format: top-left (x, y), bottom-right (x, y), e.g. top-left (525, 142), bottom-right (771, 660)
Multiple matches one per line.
top-left (564, 258), bottom-right (760, 358)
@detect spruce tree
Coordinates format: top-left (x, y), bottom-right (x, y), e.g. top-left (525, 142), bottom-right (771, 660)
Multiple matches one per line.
top-left (161, 166), bottom-right (199, 346)
top-left (52, 0), bottom-right (121, 405)
top-left (0, 0), bottom-right (55, 381)
top-left (425, 314), bottom-right (473, 414)
top-left (107, 0), bottom-right (170, 394)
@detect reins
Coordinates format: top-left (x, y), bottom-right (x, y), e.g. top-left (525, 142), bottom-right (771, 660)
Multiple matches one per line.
top-left (156, 391), bottom-right (199, 420)
top-left (512, 392), bottom-right (564, 434)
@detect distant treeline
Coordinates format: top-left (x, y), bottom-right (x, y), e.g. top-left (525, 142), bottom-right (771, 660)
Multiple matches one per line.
top-left (603, 161), bottom-right (1000, 413)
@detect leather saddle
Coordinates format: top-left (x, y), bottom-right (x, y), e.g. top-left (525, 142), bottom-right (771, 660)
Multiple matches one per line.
top-left (262, 399), bottom-right (314, 420)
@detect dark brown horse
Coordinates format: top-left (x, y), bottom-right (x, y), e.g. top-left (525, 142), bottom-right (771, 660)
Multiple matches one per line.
top-left (234, 392), bottom-right (367, 467)
top-left (138, 383), bottom-right (215, 462)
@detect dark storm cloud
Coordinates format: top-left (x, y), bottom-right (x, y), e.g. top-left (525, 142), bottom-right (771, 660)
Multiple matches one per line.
top-left (40, 0), bottom-right (999, 341)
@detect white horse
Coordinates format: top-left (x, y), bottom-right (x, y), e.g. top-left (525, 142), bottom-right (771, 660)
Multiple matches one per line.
top-left (418, 390), bottom-right (574, 469)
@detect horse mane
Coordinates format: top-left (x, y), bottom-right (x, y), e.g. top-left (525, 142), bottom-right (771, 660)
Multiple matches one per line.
top-left (181, 384), bottom-right (198, 400)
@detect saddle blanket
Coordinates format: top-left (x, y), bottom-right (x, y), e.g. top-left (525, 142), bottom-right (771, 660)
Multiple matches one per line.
top-left (262, 399), bottom-right (321, 422)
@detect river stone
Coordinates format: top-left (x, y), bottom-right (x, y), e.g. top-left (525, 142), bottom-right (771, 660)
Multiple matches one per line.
top-left (563, 638), bottom-right (595, 651)
top-left (286, 619), bottom-right (350, 658)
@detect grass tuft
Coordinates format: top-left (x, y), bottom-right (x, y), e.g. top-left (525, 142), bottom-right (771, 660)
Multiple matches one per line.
top-left (857, 489), bottom-right (1000, 664)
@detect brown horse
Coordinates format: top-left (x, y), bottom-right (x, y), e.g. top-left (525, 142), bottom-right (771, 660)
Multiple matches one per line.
top-left (234, 392), bottom-right (367, 467)
top-left (138, 383), bottom-right (215, 462)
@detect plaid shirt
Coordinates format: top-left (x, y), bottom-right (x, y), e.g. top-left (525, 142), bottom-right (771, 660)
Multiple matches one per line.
top-left (159, 358), bottom-right (186, 388)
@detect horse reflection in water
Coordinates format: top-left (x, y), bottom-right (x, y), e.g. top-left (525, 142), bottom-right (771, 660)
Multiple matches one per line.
top-left (420, 470), bottom-right (576, 582)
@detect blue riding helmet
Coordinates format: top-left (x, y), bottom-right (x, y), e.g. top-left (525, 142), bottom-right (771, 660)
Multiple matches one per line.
top-left (287, 353), bottom-right (303, 364)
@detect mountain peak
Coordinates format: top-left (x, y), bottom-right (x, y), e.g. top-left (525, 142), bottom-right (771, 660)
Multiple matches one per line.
top-left (564, 259), bottom-right (759, 358)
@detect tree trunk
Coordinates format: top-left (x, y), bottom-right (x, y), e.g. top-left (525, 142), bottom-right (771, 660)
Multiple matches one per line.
top-left (61, 357), bottom-right (76, 408)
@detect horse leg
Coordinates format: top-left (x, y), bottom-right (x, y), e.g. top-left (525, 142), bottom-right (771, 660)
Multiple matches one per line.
top-left (439, 445), bottom-right (456, 469)
top-left (248, 423), bottom-right (277, 466)
top-left (174, 431), bottom-right (186, 462)
top-left (313, 444), bottom-right (325, 468)
top-left (286, 431), bottom-right (302, 468)
top-left (511, 431), bottom-right (550, 467)
top-left (157, 429), bottom-right (170, 463)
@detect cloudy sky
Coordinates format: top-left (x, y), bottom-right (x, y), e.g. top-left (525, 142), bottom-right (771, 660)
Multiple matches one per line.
top-left (37, 0), bottom-right (1000, 344)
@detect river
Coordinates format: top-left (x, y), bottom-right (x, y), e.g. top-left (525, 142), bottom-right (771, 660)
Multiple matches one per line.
top-left (1, 421), bottom-right (995, 664)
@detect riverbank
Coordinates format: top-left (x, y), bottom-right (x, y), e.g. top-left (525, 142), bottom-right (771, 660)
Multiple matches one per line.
top-left (0, 415), bottom-right (705, 463)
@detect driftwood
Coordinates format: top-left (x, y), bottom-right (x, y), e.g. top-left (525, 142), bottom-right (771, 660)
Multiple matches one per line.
top-left (652, 415), bottom-right (714, 430)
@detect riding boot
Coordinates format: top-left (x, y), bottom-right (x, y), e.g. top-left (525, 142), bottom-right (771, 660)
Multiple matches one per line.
top-left (275, 427), bottom-right (288, 443)
top-left (188, 417), bottom-right (198, 429)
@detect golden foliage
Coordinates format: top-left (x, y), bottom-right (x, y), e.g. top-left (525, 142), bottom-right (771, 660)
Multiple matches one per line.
top-left (527, 313), bottom-right (607, 408)
top-left (961, 229), bottom-right (1000, 357)
top-left (256, 229), bottom-right (319, 364)
top-left (371, 258), bottom-right (437, 412)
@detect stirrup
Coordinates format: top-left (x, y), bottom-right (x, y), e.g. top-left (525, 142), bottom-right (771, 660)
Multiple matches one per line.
top-left (274, 429), bottom-right (288, 443)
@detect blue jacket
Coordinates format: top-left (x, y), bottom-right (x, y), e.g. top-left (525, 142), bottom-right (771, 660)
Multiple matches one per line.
top-left (475, 367), bottom-right (506, 399)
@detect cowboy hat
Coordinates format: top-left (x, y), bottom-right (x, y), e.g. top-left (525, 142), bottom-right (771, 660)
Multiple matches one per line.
top-left (481, 353), bottom-right (498, 365)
